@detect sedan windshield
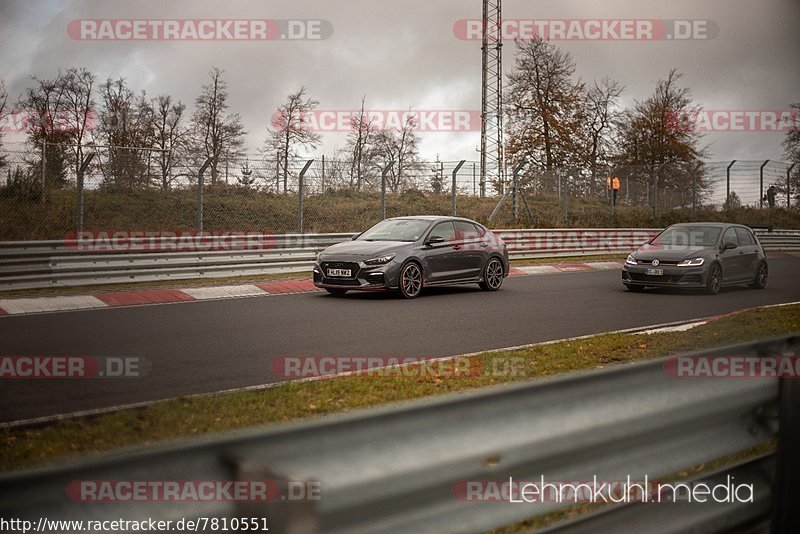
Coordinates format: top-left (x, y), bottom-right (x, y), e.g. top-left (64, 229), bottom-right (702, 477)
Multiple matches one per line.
top-left (357, 219), bottom-right (430, 242)
top-left (650, 226), bottom-right (722, 248)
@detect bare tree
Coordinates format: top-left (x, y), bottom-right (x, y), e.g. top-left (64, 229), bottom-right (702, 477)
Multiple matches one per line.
top-left (584, 77), bottom-right (623, 192)
top-left (60, 67), bottom-right (97, 180)
top-left (782, 102), bottom-right (800, 204)
top-left (266, 86), bottom-right (321, 193)
top-left (372, 111), bottom-right (420, 192)
top-left (613, 69), bottom-right (708, 206)
top-left (505, 36), bottom-right (587, 180)
top-left (18, 69), bottom-right (95, 188)
top-left (150, 94), bottom-right (188, 190)
top-left (345, 95), bottom-right (377, 190)
top-left (95, 78), bottom-right (153, 188)
top-left (191, 67), bottom-right (245, 185)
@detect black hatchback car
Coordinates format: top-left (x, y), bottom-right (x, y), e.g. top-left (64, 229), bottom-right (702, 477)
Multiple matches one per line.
top-left (622, 223), bottom-right (768, 294)
top-left (313, 216), bottom-right (509, 298)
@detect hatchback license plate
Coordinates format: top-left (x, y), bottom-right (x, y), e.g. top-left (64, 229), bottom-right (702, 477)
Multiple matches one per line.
top-left (645, 268), bottom-right (663, 276)
top-left (327, 268), bottom-right (351, 277)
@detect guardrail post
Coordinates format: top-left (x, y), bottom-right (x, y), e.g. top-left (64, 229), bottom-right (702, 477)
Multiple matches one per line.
top-left (451, 160), bottom-right (465, 216)
top-left (76, 152), bottom-right (95, 234)
top-left (773, 377), bottom-right (800, 533)
top-left (760, 160), bottom-right (769, 208)
top-left (298, 159), bottom-right (314, 234)
top-left (788, 164), bottom-right (795, 209)
top-left (197, 158), bottom-right (212, 232)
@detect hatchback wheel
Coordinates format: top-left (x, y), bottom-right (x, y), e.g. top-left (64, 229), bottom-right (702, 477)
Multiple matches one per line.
top-left (479, 258), bottom-right (504, 291)
top-left (706, 263), bottom-right (722, 295)
top-left (399, 262), bottom-right (423, 299)
top-left (749, 261), bottom-right (768, 289)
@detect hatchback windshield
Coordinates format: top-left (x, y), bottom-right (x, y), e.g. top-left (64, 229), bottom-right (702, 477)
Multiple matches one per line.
top-left (650, 226), bottom-right (722, 248)
top-left (357, 219), bottom-right (431, 242)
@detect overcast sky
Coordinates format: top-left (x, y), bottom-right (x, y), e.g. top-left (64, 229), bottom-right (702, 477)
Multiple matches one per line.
top-left (1, 0), bottom-right (798, 163)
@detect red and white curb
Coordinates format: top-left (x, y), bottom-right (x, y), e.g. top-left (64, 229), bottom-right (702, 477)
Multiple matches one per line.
top-left (0, 261), bottom-right (623, 316)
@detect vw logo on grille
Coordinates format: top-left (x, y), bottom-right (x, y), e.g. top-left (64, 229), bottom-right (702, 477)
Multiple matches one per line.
top-left (652, 259), bottom-right (660, 267)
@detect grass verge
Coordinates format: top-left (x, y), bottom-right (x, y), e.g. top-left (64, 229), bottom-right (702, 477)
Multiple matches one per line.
top-left (1, 303), bottom-right (797, 473)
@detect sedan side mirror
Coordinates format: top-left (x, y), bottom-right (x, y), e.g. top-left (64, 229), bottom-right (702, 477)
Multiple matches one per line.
top-left (722, 241), bottom-right (737, 250)
top-left (351, 232), bottom-right (362, 241)
top-left (426, 235), bottom-right (446, 246)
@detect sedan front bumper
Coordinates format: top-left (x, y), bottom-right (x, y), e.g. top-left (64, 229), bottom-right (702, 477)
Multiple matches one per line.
top-left (313, 260), bottom-right (401, 291)
top-left (621, 264), bottom-right (708, 288)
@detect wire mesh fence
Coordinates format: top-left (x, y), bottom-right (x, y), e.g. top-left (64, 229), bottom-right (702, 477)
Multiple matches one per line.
top-left (0, 140), bottom-right (796, 240)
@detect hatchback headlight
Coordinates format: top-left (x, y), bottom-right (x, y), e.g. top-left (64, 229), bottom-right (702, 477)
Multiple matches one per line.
top-left (677, 258), bottom-right (705, 267)
top-left (363, 254), bottom-right (395, 266)
top-left (625, 254), bottom-right (638, 266)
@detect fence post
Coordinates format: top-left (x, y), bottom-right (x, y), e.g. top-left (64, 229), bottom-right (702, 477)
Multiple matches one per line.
top-left (788, 164), bottom-right (795, 209)
top-left (472, 163), bottom-right (476, 196)
top-left (451, 160), bottom-right (465, 216)
top-left (652, 167), bottom-right (658, 219)
top-left (759, 160), bottom-right (769, 208)
top-left (726, 160), bottom-right (736, 207)
top-left (197, 158), bottom-right (212, 232)
top-left (321, 155), bottom-right (325, 193)
top-left (297, 159), bottom-right (313, 234)
top-left (275, 151), bottom-right (280, 193)
top-left (76, 152), bottom-right (96, 234)
top-left (41, 141), bottom-right (47, 197)
top-left (692, 161), bottom-right (702, 214)
top-left (380, 164), bottom-right (391, 220)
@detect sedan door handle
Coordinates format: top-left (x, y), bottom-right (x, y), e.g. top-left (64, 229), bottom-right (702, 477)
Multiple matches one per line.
top-left (452, 245), bottom-right (462, 250)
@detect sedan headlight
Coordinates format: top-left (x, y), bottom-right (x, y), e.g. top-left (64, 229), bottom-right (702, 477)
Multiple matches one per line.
top-left (363, 254), bottom-right (395, 266)
top-left (677, 258), bottom-right (705, 267)
top-left (625, 254), bottom-right (638, 266)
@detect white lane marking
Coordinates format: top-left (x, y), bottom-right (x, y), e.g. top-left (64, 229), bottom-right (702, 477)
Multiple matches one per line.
top-left (0, 295), bottom-right (107, 314)
top-left (585, 261), bottom-right (623, 270)
top-left (634, 321), bottom-right (707, 335)
top-left (516, 265), bottom-right (561, 275)
top-left (181, 285), bottom-right (267, 300)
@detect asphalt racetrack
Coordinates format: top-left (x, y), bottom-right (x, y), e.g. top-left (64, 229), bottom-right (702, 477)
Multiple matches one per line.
top-left (2, 254), bottom-right (799, 423)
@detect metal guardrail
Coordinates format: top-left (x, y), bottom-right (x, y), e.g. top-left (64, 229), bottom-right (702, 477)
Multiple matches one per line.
top-left (0, 228), bottom-right (798, 291)
top-left (0, 334), bottom-right (796, 533)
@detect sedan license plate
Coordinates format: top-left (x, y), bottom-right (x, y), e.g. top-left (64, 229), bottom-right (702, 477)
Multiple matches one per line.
top-left (327, 268), bottom-right (351, 278)
top-left (645, 268), bottom-right (663, 276)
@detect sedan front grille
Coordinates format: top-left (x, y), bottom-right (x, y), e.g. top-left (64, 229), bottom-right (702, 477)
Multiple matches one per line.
top-left (320, 261), bottom-right (360, 279)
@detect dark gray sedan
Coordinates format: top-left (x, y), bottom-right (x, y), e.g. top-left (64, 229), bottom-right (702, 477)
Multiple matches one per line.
top-left (313, 216), bottom-right (509, 298)
top-left (622, 223), bottom-right (768, 294)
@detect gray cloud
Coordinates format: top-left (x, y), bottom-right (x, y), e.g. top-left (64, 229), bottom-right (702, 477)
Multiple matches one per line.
top-left (1, 0), bottom-right (798, 161)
